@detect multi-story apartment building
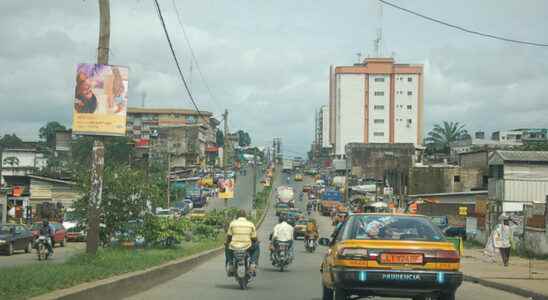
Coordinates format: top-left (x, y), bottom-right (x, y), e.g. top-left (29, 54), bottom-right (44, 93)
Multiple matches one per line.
top-left (329, 57), bottom-right (424, 156)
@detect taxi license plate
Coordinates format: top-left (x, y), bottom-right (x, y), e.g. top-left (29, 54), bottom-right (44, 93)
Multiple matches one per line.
top-left (380, 253), bottom-right (423, 264)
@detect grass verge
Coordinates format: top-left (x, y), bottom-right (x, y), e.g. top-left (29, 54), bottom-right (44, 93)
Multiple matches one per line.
top-left (0, 236), bottom-right (223, 300)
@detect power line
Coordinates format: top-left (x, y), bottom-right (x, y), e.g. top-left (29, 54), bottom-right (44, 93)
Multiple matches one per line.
top-left (152, 0), bottom-right (209, 122)
top-left (379, 0), bottom-right (548, 47)
top-left (171, 0), bottom-right (220, 110)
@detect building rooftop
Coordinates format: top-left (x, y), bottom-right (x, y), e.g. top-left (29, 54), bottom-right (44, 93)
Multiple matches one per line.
top-left (127, 107), bottom-right (212, 116)
top-left (495, 150), bottom-right (548, 163)
top-left (408, 191), bottom-right (488, 198)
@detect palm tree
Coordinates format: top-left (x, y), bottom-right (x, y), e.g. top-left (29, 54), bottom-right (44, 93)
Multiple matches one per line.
top-left (425, 121), bottom-right (469, 154)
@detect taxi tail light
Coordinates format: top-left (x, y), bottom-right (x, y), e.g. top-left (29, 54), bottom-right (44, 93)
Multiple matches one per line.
top-left (337, 248), bottom-right (369, 260)
top-left (433, 250), bottom-right (460, 263)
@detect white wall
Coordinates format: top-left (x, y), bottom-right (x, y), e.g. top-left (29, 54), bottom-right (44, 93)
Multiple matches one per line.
top-left (394, 74), bottom-right (419, 144)
top-left (336, 74), bottom-right (365, 155)
top-left (368, 75), bottom-right (390, 143)
top-left (1, 151), bottom-right (44, 168)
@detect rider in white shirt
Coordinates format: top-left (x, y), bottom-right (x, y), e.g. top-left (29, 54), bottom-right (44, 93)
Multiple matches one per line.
top-left (271, 215), bottom-right (294, 259)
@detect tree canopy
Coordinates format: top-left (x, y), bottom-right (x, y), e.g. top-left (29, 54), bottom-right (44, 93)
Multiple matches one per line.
top-left (425, 121), bottom-right (470, 154)
top-left (39, 121), bottom-right (67, 147)
top-left (237, 130), bottom-right (251, 147)
top-left (0, 134), bottom-right (24, 149)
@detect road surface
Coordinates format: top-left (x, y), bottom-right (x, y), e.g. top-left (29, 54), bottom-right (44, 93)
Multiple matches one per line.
top-left (206, 165), bottom-right (263, 211)
top-left (126, 175), bottom-right (526, 300)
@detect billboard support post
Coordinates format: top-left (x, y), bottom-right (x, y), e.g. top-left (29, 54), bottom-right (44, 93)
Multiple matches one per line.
top-left (86, 0), bottom-right (110, 255)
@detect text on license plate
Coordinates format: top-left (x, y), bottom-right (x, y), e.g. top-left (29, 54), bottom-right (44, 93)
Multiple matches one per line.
top-left (380, 253), bottom-right (423, 264)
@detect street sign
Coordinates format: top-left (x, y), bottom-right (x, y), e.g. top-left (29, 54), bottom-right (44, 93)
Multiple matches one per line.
top-left (459, 206), bottom-right (468, 216)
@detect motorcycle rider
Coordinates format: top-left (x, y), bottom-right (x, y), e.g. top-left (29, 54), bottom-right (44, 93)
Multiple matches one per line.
top-left (306, 201), bottom-right (314, 215)
top-left (39, 219), bottom-right (54, 256)
top-left (225, 209), bottom-right (260, 276)
top-left (270, 215), bottom-right (294, 261)
top-left (304, 218), bottom-right (319, 246)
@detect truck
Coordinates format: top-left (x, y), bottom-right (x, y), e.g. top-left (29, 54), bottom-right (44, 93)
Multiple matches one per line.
top-left (332, 159), bottom-right (347, 172)
top-left (282, 159), bottom-right (293, 173)
top-left (276, 186), bottom-right (295, 204)
top-left (320, 189), bottom-right (343, 216)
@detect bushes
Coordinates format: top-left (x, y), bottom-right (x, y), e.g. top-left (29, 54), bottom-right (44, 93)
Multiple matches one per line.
top-left (142, 214), bottom-right (192, 247)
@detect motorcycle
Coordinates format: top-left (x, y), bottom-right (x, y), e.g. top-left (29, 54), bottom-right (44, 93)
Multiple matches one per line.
top-left (304, 236), bottom-right (316, 253)
top-left (35, 236), bottom-right (50, 261)
top-left (271, 241), bottom-right (293, 271)
top-left (231, 249), bottom-right (253, 289)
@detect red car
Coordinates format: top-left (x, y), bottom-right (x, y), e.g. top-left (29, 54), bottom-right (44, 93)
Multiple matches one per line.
top-left (31, 222), bottom-right (67, 247)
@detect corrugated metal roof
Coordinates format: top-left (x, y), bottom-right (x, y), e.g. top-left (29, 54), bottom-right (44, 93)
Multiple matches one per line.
top-left (496, 150), bottom-right (548, 162)
top-left (127, 107), bottom-right (212, 116)
top-left (408, 191), bottom-right (488, 198)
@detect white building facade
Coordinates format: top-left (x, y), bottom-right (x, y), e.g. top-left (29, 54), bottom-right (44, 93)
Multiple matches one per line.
top-left (330, 58), bottom-right (424, 156)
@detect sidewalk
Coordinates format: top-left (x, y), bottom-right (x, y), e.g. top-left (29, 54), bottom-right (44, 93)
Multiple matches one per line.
top-left (462, 248), bottom-right (548, 299)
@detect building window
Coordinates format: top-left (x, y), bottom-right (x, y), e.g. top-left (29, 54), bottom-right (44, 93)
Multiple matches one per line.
top-left (374, 77), bottom-right (384, 82)
top-left (408, 77), bottom-right (413, 82)
top-left (407, 105), bottom-right (412, 110)
top-left (374, 105), bottom-right (384, 110)
top-left (374, 91), bottom-right (385, 96)
top-left (374, 132), bottom-right (384, 137)
top-left (454, 175), bottom-right (461, 183)
top-left (374, 119), bottom-right (384, 124)
top-left (407, 91), bottom-right (413, 96)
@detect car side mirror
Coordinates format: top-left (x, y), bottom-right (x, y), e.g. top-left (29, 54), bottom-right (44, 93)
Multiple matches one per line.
top-left (318, 237), bottom-right (330, 246)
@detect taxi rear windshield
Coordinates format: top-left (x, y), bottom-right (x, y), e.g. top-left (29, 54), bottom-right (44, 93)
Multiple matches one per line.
top-left (342, 215), bottom-right (446, 242)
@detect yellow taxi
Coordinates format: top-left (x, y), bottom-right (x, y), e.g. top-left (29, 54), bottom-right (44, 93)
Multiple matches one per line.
top-left (319, 213), bottom-right (462, 300)
top-left (294, 173), bottom-right (304, 181)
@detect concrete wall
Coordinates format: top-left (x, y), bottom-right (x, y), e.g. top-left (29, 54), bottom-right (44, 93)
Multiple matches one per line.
top-left (408, 167), bottom-right (485, 195)
top-left (368, 75), bottom-right (389, 143)
top-left (522, 229), bottom-right (548, 256)
top-left (336, 74), bottom-right (365, 155)
top-left (459, 151), bottom-right (489, 170)
top-left (394, 74), bottom-right (419, 144)
top-left (346, 143), bottom-right (414, 181)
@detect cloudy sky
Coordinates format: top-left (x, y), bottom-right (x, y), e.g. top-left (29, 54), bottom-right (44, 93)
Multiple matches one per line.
top-left (1, 0), bottom-right (547, 156)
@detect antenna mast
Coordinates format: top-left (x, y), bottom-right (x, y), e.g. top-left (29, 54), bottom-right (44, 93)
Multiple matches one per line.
top-left (374, 2), bottom-right (384, 57)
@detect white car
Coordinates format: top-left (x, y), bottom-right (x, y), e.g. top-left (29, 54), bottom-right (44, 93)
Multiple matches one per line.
top-left (183, 199), bottom-right (194, 210)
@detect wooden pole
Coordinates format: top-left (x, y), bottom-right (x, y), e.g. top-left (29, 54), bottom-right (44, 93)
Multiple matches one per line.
top-left (86, 0), bottom-right (110, 255)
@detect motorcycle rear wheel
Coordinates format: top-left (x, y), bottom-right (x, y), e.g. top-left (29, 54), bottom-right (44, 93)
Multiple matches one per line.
top-left (238, 277), bottom-right (248, 289)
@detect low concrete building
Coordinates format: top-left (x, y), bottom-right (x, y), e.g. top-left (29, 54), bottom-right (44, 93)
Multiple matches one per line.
top-left (1, 148), bottom-right (47, 186)
top-left (407, 191), bottom-right (487, 225)
top-left (488, 150), bottom-right (548, 212)
top-left (408, 165), bottom-right (486, 195)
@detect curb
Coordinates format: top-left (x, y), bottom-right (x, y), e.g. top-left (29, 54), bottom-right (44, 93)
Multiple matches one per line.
top-left (464, 275), bottom-right (548, 300)
top-left (34, 169), bottom-right (275, 300)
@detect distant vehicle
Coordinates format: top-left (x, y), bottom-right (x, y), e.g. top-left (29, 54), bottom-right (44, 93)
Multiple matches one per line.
top-left (110, 220), bottom-right (145, 248)
top-left (62, 209), bottom-right (79, 231)
top-left (188, 189), bottom-right (207, 208)
top-left (320, 189), bottom-right (343, 216)
top-left (277, 186), bottom-right (295, 204)
top-left (156, 208), bottom-right (175, 218)
top-left (294, 173), bottom-right (303, 181)
top-left (293, 219), bottom-right (308, 239)
top-left (282, 159), bottom-right (293, 173)
top-left (31, 223), bottom-right (66, 247)
top-left (0, 224), bottom-right (33, 255)
top-left (444, 226), bottom-right (467, 240)
top-left (430, 216), bottom-right (449, 230)
top-left (276, 202), bottom-right (290, 216)
top-left (188, 209), bottom-right (207, 221)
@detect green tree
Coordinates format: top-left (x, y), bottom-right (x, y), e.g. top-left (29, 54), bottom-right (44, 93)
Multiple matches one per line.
top-left (237, 130), bottom-right (251, 147)
top-left (0, 134), bottom-right (23, 149)
top-left (425, 121), bottom-right (469, 154)
top-left (39, 121), bottom-right (67, 147)
top-left (70, 136), bottom-right (135, 170)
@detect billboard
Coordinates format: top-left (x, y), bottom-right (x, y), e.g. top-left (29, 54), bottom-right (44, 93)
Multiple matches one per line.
top-left (218, 178), bottom-right (235, 199)
top-left (72, 63), bottom-right (128, 136)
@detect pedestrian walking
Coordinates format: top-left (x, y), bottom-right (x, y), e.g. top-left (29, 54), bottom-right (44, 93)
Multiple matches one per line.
top-left (494, 216), bottom-right (512, 266)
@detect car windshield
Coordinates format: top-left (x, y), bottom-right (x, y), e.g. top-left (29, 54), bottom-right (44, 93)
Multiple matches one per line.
top-left (342, 215), bottom-right (446, 242)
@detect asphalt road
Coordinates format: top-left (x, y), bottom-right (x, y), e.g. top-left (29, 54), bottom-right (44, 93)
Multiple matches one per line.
top-left (206, 165), bottom-right (263, 211)
top-left (126, 175), bottom-right (527, 300)
top-left (0, 242), bottom-right (85, 268)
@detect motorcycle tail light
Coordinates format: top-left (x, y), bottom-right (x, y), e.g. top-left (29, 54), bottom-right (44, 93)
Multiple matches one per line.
top-left (337, 248), bottom-right (369, 260)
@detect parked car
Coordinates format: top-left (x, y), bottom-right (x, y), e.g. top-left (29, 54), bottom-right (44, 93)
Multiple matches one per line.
top-left (66, 224), bottom-right (87, 242)
top-left (110, 220), bottom-right (145, 248)
top-left (0, 224), bottom-right (34, 255)
top-left (319, 213), bottom-right (462, 300)
top-left (31, 222), bottom-right (66, 247)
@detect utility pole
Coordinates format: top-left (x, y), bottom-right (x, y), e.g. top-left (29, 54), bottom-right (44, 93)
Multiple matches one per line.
top-left (222, 109), bottom-right (229, 171)
top-left (86, 0), bottom-right (109, 255)
top-left (166, 152), bottom-right (171, 208)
